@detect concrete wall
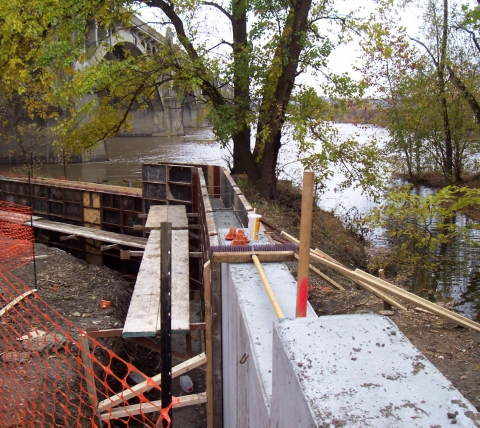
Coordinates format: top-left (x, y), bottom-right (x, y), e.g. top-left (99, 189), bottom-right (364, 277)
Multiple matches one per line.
top-left (213, 166), bottom-right (479, 427)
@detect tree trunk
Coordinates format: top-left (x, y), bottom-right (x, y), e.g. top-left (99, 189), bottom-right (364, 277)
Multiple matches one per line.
top-left (254, 0), bottom-right (313, 198)
top-left (438, 0), bottom-right (454, 185)
top-left (230, 0), bottom-right (256, 176)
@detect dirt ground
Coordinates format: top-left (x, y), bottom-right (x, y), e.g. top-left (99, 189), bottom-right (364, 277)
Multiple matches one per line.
top-left (11, 244), bottom-right (207, 428)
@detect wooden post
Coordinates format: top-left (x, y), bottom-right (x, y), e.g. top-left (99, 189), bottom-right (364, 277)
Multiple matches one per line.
top-left (160, 222), bottom-right (172, 427)
top-left (379, 269), bottom-right (393, 311)
top-left (204, 261), bottom-right (214, 428)
top-left (79, 335), bottom-right (103, 427)
top-left (210, 261), bottom-right (223, 427)
top-left (296, 171), bottom-right (314, 317)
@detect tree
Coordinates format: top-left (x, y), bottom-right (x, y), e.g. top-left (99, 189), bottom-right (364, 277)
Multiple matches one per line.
top-left (358, 1), bottom-right (480, 185)
top-left (0, 0), bottom-right (363, 198)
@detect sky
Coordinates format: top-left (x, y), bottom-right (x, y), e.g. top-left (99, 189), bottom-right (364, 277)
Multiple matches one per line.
top-left (134, 1), bottom-right (476, 88)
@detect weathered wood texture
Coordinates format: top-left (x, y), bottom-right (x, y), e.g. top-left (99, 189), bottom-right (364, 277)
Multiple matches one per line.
top-left (145, 205), bottom-right (188, 230)
top-left (29, 218), bottom-right (147, 249)
top-left (122, 206), bottom-right (190, 338)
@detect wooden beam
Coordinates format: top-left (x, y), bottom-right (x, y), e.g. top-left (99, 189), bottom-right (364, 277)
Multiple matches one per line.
top-left (99, 393), bottom-right (207, 420)
top-left (30, 218), bottom-right (147, 249)
top-left (122, 228), bottom-right (189, 337)
top-left (189, 252), bottom-right (204, 258)
top-left (308, 252), bottom-right (480, 332)
top-left (294, 254), bottom-right (344, 291)
top-left (145, 205), bottom-right (188, 230)
top-left (0, 289), bottom-right (38, 317)
top-left (97, 353), bottom-right (207, 412)
top-left (210, 261), bottom-right (223, 427)
top-left (59, 234), bottom-right (78, 242)
top-left (85, 328), bottom-right (123, 339)
top-left (100, 243), bottom-right (120, 252)
top-left (120, 250), bottom-right (144, 260)
top-left (190, 322), bottom-right (206, 331)
top-left (252, 255), bottom-right (285, 319)
top-left (354, 270), bottom-right (480, 332)
top-left (211, 251), bottom-right (295, 264)
top-left (204, 261), bottom-right (214, 428)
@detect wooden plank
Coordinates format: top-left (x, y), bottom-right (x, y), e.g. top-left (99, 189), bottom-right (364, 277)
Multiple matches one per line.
top-left (294, 253), bottom-right (345, 291)
top-left (308, 253), bottom-right (480, 332)
top-left (210, 261), bottom-right (223, 428)
top-left (97, 353), bottom-right (207, 412)
top-left (0, 289), bottom-right (38, 317)
top-left (354, 270), bottom-right (480, 332)
top-left (122, 229), bottom-right (189, 337)
top-left (99, 393), bottom-right (207, 420)
top-left (145, 205), bottom-right (188, 230)
top-left (204, 261), bottom-right (214, 428)
top-left (28, 218), bottom-right (147, 249)
top-left (211, 251), bottom-right (295, 263)
top-left (85, 328), bottom-right (123, 339)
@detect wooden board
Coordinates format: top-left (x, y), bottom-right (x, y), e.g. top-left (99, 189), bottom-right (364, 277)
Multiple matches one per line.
top-left (122, 228), bottom-right (190, 337)
top-left (28, 218), bottom-right (147, 249)
top-left (145, 205), bottom-right (188, 230)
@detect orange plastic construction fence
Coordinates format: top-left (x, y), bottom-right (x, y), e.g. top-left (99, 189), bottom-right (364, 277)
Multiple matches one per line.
top-left (0, 203), bottom-right (174, 427)
top-left (0, 201), bottom-right (34, 272)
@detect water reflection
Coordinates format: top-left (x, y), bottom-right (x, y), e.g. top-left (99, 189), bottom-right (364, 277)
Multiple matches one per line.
top-left (1, 128), bottom-right (228, 182)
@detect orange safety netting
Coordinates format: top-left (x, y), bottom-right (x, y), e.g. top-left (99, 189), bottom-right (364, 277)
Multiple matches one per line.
top-left (0, 201), bottom-right (34, 271)
top-left (0, 205), bottom-right (175, 427)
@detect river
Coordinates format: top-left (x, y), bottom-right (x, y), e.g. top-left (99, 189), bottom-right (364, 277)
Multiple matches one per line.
top-left (1, 124), bottom-right (478, 321)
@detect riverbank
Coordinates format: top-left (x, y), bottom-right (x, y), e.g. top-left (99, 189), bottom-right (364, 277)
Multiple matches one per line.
top-left (238, 177), bottom-right (480, 412)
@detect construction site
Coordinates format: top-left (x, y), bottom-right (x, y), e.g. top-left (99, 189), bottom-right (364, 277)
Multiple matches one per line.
top-left (0, 162), bottom-right (479, 427)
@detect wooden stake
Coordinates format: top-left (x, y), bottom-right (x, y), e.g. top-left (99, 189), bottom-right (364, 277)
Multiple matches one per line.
top-left (204, 261), bottom-right (214, 428)
top-left (252, 255), bottom-right (285, 319)
top-left (297, 171), bottom-right (314, 317)
top-left (79, 335), bottom-right (103, 427)
top-left (378, 269), bottom-right (393, 311)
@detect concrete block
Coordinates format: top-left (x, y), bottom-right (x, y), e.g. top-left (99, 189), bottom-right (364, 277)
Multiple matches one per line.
top-left (272, 315), bottom-right (480, 427)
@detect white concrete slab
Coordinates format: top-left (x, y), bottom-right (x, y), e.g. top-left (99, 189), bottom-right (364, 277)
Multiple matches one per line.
top-left (220, 228), bottom-right (317, 420)
top-left (272, 315), bottom-right (480, 427)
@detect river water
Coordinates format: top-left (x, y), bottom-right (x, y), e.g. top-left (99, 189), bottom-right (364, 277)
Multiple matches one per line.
top-left (1, 124), bottom-right (478, 321)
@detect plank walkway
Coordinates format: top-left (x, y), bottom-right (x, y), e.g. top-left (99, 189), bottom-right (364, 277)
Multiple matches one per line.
top-left (122, 205), bottom-right (190, 337)
top-left (28, 217), bottom-right (147, 249)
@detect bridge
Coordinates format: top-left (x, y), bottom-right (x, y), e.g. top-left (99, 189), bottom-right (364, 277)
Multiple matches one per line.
top-left (0, 14), bottom-right (212, 165)
top-left (79, 14), bottom-right (209, 137)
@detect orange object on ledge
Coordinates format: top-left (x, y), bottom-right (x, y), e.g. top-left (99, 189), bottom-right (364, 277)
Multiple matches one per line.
top-left (231, 229), bottom-right (250, 245)
top-left (225, 226), bottom-right (237, 240)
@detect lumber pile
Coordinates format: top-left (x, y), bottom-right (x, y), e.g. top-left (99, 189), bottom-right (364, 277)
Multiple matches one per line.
top-left (279, 230), bottom-right (480, 334)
